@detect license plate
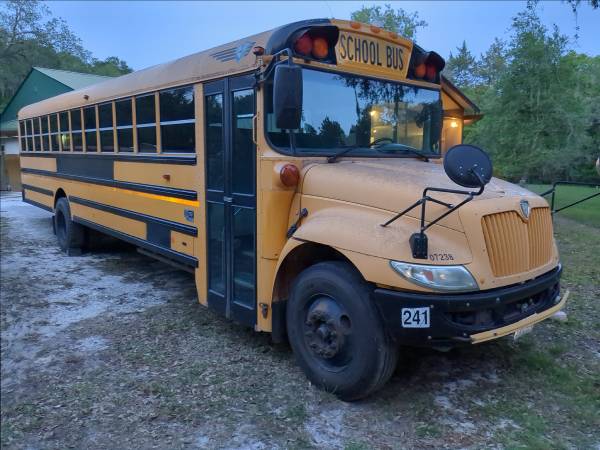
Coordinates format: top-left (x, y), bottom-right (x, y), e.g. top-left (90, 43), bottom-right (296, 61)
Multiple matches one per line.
top-left (513, 324), bottom-right (534, 341)
top-left (401, 307), bottom-right (430, 328)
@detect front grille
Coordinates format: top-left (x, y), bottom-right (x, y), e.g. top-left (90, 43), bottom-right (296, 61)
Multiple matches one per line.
top-left (482, 207), bottom-right (553, 277)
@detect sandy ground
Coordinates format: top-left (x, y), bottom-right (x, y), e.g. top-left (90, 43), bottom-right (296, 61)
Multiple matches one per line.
top-left (1, 192), bottom-right (598, 449)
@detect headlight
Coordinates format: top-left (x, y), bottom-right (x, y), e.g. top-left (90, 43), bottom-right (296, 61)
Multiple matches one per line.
top-left (390, 261), bottom-right (478, 292)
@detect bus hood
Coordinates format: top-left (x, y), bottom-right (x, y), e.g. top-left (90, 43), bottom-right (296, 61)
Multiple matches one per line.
top-left (301, 159), bottom-right (537, 232)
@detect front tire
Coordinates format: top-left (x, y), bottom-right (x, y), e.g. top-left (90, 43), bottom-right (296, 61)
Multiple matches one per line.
top-left (54, 197), bottom-right (85, 255)
top-left (286, 261), bottom-right (397, 401)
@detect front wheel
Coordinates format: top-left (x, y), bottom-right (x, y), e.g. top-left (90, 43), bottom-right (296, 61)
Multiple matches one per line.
top-left (286, 261), bottom-right (398, 401)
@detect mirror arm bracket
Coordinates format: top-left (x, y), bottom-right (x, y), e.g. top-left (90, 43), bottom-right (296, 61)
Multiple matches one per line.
top-left (381, 170), bottom-right (486, 259)
top-left (256, 48), bottom-right (296, 86)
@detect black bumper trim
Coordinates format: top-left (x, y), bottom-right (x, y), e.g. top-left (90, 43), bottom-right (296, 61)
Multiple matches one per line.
top-left (372, 265), bottom-right (562, 346)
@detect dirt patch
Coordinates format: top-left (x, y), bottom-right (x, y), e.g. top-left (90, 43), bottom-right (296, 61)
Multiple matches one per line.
top-left (1, 193), bottom-right (599, 449)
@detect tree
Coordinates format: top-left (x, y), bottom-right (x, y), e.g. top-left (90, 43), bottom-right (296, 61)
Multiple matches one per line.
top-left (350, 4), bottom-right (427, 39)
top-left (444, 41), bottom-right (479, 89)
top-left (0, 0), bottom-right (132, 109)
top-left (466, 5), bottom-right (598, 183)
top-left (476, 38), bottom-right (507, 86)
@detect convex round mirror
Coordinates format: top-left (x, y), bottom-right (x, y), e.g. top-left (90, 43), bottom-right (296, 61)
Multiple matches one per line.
top-left (444, 144), bottom-right (493, 188)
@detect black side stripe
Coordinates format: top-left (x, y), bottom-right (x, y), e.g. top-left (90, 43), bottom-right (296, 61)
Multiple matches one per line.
top-left (73, 216), bottom-right (198, 268)
top-left (20, 152), bottom-right (197, 165)
top-left (21, 168), bottom-right (197, 201)
top-left (22, 184), bottom-right (53, 196)
top-left (69, 196), bottom-right (197, 237)
top-left (22, 197), bottom-right (53, 212)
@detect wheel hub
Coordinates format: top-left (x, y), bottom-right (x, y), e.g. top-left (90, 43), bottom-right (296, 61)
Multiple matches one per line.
top-left (304, 297), bottom-right (349, 360)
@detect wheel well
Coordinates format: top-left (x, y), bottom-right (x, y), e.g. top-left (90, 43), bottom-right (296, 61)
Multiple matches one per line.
top-left (270, 242), bottom-right (358, 343)
top-left (54, 188), bottom-right (66, 207)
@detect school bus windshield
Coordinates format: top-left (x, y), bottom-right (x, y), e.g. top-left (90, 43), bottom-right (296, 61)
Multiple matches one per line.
top-left (267, 68), bottom-right (443, 156)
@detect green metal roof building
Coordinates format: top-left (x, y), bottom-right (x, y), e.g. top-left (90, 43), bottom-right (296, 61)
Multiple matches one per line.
top-left (0, 67), bottom-right (112, 190)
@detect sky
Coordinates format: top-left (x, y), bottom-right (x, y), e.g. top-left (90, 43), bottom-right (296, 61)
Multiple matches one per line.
top-left (46, 1), bottom-right (600, 71)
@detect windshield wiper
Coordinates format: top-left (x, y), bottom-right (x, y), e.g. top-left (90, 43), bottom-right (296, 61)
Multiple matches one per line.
top-left (326, 145), bottom-right (363, 163)
top-left (327, 138), bottom-right (392, 163)
top-left (374, 143), bottom-right (430, 162)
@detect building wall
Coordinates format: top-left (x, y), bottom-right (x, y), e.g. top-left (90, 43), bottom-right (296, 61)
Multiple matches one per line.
top-left (1, 137), bottom-right (22, 191)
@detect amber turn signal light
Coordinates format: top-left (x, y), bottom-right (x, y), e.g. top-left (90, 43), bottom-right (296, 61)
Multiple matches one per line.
top-left (280, 164), bottom-right (300, 187)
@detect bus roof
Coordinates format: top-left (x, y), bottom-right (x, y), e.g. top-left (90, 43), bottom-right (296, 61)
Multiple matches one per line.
top-left (19, 19), bottom-right (478, 119)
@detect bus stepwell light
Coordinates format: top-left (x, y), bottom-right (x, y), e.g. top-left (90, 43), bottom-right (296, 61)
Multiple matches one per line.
top-left (280, 163), bottom-right (300, 187)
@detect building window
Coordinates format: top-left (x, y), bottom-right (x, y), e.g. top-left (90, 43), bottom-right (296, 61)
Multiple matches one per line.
top-left (160, 86), bottom-right (195, 153)
top-left (135, 94), bottom-right (157, 153)
top-left (59, 111), bottom-right (71, 151)
top-left (98, 102), bottom-right (114, 152)
top-left (115, 98), bottom-right (133, 152)
top-left (70, 109), bottom-right (83, 151)
top-left (83, 106), bottom-right (97, 152)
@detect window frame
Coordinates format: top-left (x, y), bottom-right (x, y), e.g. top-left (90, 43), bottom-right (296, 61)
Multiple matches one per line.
top-left (158, 84), bottom-right (196, 154)
top-left (135, 92), bottom-right (159, 153)
top-left (263, 66), bottom-right (444, 159)
top-left (115, 97), bottom-right (135, 153)
top-left (98, 101), bottom-right (116, 153)
top-left (83, 105), bottom-right (99, 152)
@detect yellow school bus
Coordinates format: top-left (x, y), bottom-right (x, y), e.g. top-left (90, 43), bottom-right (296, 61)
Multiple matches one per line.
top-left (18, 19), bottom-right (566, 400)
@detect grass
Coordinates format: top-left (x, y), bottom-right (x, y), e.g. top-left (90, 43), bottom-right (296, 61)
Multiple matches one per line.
top-left (526, 183), bottom-right (600, 227)
top-left (2, 193), bottom-right (599, 449)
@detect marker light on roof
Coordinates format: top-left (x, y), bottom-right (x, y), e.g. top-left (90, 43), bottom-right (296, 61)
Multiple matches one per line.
top-left (294, 33), bottom-right (313, 56)
top-left (312, 37), bottom-right (329, 59)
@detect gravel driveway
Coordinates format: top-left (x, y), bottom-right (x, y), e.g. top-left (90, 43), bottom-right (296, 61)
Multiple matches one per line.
top-left (1, 192), bottom-right (598, 449)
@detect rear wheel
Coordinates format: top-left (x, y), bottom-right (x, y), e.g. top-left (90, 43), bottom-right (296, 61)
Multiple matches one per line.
top-left (286, 261), bottom-right (398, 401)
top-left (54, 197), bottom-right (84, 255)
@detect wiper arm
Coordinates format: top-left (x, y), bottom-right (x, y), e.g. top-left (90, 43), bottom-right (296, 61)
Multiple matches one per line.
top-left (327, 139), bottom-right (389, 163)
top-left (327, 145), bottom-right (360, 163)
top-left (375, 144), bottom-right (430, 162)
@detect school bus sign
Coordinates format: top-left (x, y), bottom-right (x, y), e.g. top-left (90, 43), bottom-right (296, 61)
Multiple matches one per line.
top-left (335, 29), bottom-right (413, 79)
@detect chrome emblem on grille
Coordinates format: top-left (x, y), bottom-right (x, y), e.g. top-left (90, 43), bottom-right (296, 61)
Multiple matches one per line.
top-left (520, 199), bottom-right (530, 219)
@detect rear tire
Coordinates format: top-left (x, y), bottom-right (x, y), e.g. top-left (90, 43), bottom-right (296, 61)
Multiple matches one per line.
top-left (54, 197), bottom-right (84, 255)
top-left (286, 261), bottom-right (398, 401)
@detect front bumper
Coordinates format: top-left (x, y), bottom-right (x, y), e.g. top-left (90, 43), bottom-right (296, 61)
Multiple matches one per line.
top-left (372, 265), bottom-right (563, 347)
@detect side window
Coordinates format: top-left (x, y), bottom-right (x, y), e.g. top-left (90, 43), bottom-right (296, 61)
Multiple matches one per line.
top-left (135, 94), bottom-right (157, 153)
top-left (33, 117), bottom-right (41, 151)
top-left (160, 86), bottom-right (195, 153)
top-left (27, 119), bottom-right (34, 151)
top-left (59, 111), bottom-right (71, 151)
top-left (70, 109), bottom-right (83, 151)
top-left (83, 106), bottom-right (97, 152)
top-left (115, 98), bottom-right (134, 152)
top-left (41, 115), bottom-right (50, 151)
top-left (49, 114), bottom-right (59, 151)
top-left (232, 89), bottom-right (255, 194)
top-left (205, 93), bottom-right (224, 190)
top-left (19, 120), bottom-right (27, 151)
top-left (98, 102), bottom-right (114, 152)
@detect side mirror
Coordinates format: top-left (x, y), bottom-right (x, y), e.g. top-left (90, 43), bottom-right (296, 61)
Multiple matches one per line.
top-left (444, 144), bottom-right (493, 188)
top-left (273, 64), bottom-right (302, 130)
